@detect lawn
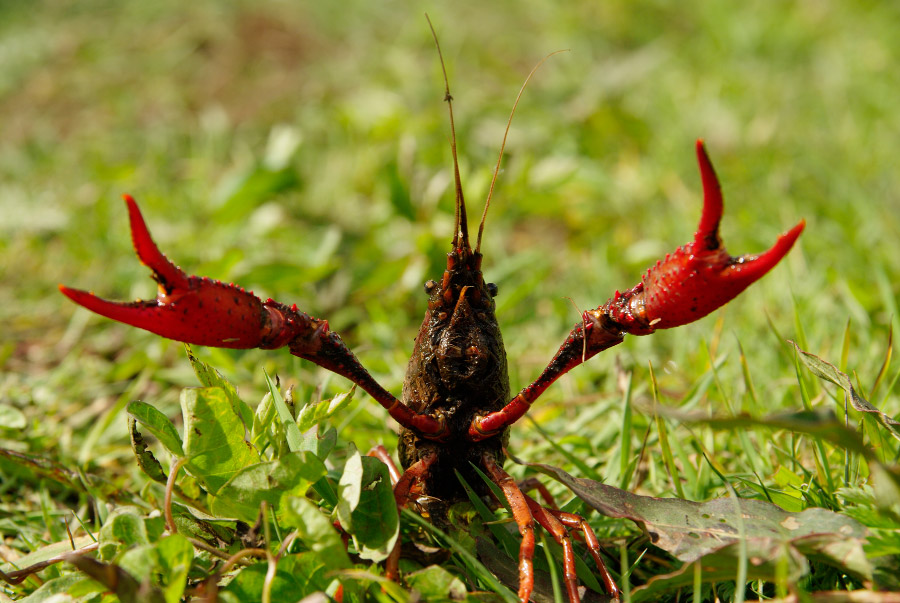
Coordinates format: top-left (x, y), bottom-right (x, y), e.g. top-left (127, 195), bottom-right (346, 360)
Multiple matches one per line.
top-left (2, 1), bottom-right (899, 601)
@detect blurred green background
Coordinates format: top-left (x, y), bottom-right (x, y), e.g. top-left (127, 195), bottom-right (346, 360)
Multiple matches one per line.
top-left (2, 0), bottom-right (898, 501)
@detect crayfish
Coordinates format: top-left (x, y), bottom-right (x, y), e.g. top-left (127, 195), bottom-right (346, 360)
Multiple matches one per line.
top-left (61, 32), bottom-right (804, 603)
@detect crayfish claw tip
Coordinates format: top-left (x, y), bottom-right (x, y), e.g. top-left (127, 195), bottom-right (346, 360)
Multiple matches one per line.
top-left (58, 283), bottom-right (89, 302)
top-left (755, 219), bottom-right (805, 265)
top-left (122, 196), bottom-right (190, 290)
top-left (59, 285), bottom-right (126, 321)
top-left (721, 219), bottom-right (804, 288)
top-left (694, 140), bottom-right (724, 248)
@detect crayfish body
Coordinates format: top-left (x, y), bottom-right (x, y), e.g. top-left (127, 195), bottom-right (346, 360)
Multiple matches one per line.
top-left (398, 244), bottom-right (511, 503)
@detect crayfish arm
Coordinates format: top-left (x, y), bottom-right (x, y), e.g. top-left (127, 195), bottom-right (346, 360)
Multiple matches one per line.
top-left (469, 142), bottom-right (803, 440)
top-left (468, 310), bottom-right (625, 441)
top-left (60, 196), bottom-right (448, 439)
top-left (288, 327), bottom-right (449, 437)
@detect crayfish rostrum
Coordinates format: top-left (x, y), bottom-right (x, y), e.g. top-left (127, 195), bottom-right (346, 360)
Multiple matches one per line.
top-left (61, 41), bottom-right (804, 603)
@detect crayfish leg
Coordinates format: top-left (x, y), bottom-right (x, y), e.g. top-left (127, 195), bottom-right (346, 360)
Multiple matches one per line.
top-left (385, 450), bottom-right (438, 581)
top-left (482, 454), bottom-right (537, 603)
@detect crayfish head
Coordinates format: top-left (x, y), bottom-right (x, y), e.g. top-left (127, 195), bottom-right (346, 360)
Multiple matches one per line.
top-left (422, 248), bottom-right (505, 386)
top-left (400, 244), bottom-right (510, 422)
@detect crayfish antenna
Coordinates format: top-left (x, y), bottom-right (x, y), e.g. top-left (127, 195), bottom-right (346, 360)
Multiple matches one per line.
top-left (426, 15), bottom-right (470, 252)
top-left (476, 49), bottom-right (568, 254)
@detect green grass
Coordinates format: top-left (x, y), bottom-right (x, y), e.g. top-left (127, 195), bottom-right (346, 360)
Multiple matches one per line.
top-left (2, 0), bottom-right (900, 601)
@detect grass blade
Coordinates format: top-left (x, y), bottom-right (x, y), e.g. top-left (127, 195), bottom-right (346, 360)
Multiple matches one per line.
top-left (649, 361), bottom-right (685, 499)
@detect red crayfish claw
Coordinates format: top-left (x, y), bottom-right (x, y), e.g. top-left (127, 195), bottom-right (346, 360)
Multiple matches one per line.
top-left (607, 140), bottom-right (805, 335)
top-left (59, 195), bottom-right (288, 349)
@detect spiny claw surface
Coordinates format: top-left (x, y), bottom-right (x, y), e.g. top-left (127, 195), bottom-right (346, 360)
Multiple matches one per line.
top-left (608, 140), bottom-right (804, 335)
top-left (59, 195), bottom-right (284, 349)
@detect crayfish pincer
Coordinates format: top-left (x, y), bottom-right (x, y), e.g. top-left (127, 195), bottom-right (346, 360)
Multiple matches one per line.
top-left (61, 38), bottom-right (803, 603)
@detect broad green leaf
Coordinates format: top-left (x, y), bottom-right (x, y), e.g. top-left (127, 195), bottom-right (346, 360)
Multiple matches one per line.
top-left (117, 543), bottom-right (163, 584)
top-left (98, 506), bottom-right (150, 561)
top-left (0, 403), bottom-right (26, 430)
top-left (406, 565), bottom-right (468, 601)
top-left (335, 448), bottom-right (399, 561)
top-left (336, 447), bottom-right (365, 513)
top-left (181, 386), bottom-right (260, 495)
top-left (527, 462), bottom-right (872, 583)
top-left (117, 534), bottom-right (194, 603)
top-left (127, 400), bottom-right (184, 457)
top-left (208, 450), bottom-right (327, 523)
top-left (303, 427), bottom-right (339, 507)
top-left (186, 345), bottom-right (254, 429)
top-left (220, 553), bottom-right (331, 603)
top-left (737, 478), bottom-right (804, 513)
top-left (296, 386), bottom-right (355, 433)
top-left (169, 507), bottom-right (237, 547)
top-left (302, 425), bottom-right (337, 462)
top-left (282, 496), bottom-right (351, 569)
top-left (774, 465), bottom-right (804, 490)
top-left (65, 554), bottom-right (167, 603)
top-left (158, 534), bottom-right (194, 603)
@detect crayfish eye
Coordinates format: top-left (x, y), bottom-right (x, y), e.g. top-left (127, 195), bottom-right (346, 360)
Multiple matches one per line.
top-left (424, 280), bottom-right (438, 295)
top-left (486, 282), bottom-right (498, 297)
